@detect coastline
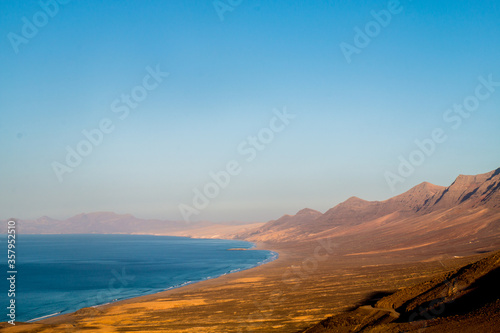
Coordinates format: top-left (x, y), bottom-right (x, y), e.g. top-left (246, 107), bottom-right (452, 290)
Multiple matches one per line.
top-left (16, 236), bottom-right (280, 324)
top-left (2, 238), bottom-right (493, 332)
top-left (35, 240), bottom-right (288, 330)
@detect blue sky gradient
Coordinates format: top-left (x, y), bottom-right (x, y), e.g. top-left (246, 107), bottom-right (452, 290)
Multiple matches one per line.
top-left (1, 0), bottom-right (499, 221)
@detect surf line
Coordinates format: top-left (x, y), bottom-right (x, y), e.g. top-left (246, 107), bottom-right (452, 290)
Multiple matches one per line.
top-left (26, 312), bottom-right (62, 322)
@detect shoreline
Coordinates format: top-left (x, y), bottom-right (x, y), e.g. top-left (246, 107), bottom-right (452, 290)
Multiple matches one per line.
top-left (3, 238), bottom-right (495, 332)
top-left (30, 238), bottom-right (281, 325)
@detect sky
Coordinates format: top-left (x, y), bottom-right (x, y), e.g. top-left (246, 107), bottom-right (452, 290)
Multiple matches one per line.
top-left (1, 0), bottom-right (499, 222)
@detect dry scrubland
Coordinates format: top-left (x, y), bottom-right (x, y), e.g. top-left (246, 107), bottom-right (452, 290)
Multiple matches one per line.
top-left (2, 244), bottom-right (498, 332)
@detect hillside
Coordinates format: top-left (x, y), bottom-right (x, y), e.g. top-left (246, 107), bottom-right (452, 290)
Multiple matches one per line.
top-left (302, 250), bottom-right (500, 332)
top-left (235, 168), bottom-right (500, 256)
top-left (5, 168), bottom-right (498, 245)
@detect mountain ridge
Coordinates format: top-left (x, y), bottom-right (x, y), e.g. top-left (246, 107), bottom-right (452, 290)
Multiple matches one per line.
top-left (3, 168), bottom-right (499, 249)
top-left (234, 168), bottom-right (500, 246)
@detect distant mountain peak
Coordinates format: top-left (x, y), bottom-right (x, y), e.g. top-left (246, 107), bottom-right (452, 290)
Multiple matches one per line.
top-left (416, 181), bottom-right (436, 188)
top-left (345, 196), bottom-right (364, 202)
top-left (38, 216), bottom-right (58, 223)
top-left (337, 196), bottom-right (370, 209)
top-left (450, 168), bottom-right (500, 188)
top-left (241, 167), bottom-right (500, 243)
top-left (296, 208), bottom-right (322, 216)
top-left (390, 181), bottom-right (445, 205)
top-left (408, 181), bottom-right (444, 192)
top-left (452, 174), bottom-right (477, 185)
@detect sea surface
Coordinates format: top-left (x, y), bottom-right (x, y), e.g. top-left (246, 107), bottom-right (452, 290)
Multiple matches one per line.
top-left (0, 234), bottom-right (277, 322)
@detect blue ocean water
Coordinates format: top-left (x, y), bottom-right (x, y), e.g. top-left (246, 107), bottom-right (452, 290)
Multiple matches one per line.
top-left (0, 234), bottom-right (277, 322)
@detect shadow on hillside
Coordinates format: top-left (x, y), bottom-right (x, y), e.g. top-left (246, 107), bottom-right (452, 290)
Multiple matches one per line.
top-left (433, 266), bottom-right (500, 318)
top-left (346, 291), bottom-right (395, 311)
top-left (397, 266), bottom-right (500, 323)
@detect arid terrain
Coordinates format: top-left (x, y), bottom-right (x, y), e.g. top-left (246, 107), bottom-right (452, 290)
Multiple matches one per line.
top-left (1, 244), bottom-right (497, 332)
top-left (302, 250), bottom-right (500, 332)
top-left (2, 168), bottom-right (499, 332)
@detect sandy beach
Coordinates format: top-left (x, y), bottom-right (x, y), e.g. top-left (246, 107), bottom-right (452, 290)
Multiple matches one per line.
top-left (1, 240), bottom-right (486, 333)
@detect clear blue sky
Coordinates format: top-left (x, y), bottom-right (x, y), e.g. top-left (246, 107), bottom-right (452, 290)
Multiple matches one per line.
top-left (1, 0), bottom-right (499, 221)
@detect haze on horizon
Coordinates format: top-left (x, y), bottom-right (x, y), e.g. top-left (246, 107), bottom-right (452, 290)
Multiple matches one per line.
top-left (1, 0), bottom-right (499, 222)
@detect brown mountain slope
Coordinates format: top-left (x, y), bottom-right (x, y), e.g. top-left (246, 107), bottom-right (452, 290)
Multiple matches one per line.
top-left (240, 208), bottom-right (322, 242)
top-left (301, 250), bottom-right (500, 333)
top-left (237, 168), bottom-right (500, 244)
top-left (420, 167), bottom-right (500, 211)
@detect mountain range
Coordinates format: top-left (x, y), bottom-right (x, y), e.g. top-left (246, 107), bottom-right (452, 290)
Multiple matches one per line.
top-left (2, 167), bottom-right (499, 332)
top-left (4, 168), bottom-right (500, 257)
top-left (233, 167), bottom-right (500, 256)
top-left (0, 212), bottom-right (262, 237)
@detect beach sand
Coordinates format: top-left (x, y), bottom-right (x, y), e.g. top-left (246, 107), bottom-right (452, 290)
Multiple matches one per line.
top-left (0, 241), bottom-right (486, 332)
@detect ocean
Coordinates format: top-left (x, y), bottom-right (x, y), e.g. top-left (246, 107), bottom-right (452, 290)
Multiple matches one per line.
top-left (0, 234), bottom-right (277, 322)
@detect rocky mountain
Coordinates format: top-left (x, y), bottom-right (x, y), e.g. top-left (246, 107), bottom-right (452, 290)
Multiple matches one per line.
top-left (4, 168), bottom-right (499, 249)
top-left (236, 168), bottom-right (500, 249)
top-left (419, 168), bottom-right (500, 211)
top-left (240, 208), bottom-right (322, 242)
